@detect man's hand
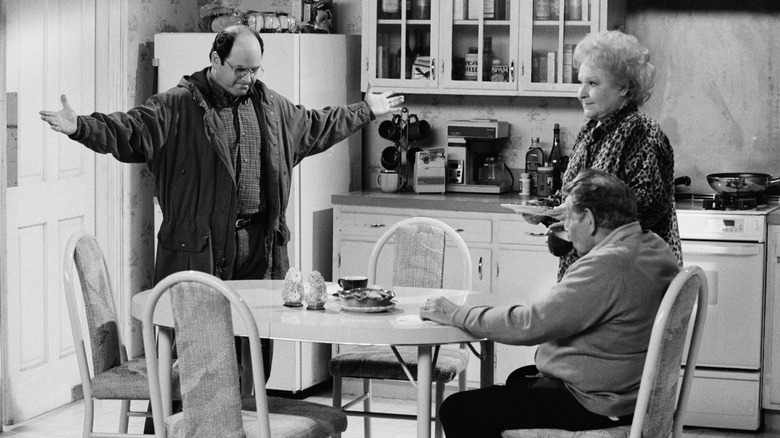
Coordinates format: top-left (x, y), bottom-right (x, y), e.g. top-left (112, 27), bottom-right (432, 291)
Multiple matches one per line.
top-left (364, 81), bottom-right (404, 117)
top-left (39, 94), bottom-right (77, 135)
top-left (419, 296), bottom-right (460, 325)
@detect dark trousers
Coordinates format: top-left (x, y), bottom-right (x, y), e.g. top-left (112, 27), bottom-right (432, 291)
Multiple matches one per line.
top-left (439, 365), bottom-right (633, 438)
top-left (234, 218), bottom-right (273, 383)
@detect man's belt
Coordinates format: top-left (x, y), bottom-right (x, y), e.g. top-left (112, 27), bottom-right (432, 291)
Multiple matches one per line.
top-left (236, 212), bottom-right (263, 230)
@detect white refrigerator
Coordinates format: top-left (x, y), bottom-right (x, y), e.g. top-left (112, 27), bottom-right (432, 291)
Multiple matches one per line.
top-left (153, 32), bottom-right (362, 396)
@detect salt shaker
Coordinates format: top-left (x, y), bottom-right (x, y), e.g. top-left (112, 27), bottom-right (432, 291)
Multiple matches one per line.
top-left (281, 267), bottom-right (304, 307)
top-left (304, 271), bottom-right (328, 310)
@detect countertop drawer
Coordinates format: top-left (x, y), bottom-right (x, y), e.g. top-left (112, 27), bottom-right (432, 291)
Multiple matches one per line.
top-left (496, 218), bottom-right (550, 246)
top-left (336, 212), bottom-right (410, 237)
top-left (431, 217), bottom-right (492, 244)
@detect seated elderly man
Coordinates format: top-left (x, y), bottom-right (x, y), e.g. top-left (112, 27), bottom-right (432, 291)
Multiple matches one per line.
top-left (420, 168), bottom-right (680, 437)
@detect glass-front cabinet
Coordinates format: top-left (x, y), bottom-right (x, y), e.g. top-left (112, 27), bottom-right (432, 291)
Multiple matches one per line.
top-left (439, 0), bottom-right (519, 93)
top-left (361, 0), bottom-right (626, 97)
top-left (368, 0), bottom-right (440, 90)
top-left (521, 0), bottom-right (599, 93)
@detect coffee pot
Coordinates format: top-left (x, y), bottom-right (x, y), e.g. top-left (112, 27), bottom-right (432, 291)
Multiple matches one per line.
top-left (477, 156), bottom-right (510, 186)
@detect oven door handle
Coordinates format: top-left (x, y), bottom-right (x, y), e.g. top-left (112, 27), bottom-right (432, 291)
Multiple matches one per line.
top-left (682, 243), bottom-right (761, 256)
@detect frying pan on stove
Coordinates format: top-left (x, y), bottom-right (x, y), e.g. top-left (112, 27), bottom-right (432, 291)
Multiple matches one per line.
top-left (707, 173), bottom-right (780, 195)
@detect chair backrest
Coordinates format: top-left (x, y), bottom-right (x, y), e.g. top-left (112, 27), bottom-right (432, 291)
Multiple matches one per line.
top-left (630, 265), bottom-right (708, 438)
top-left (62, 231), bottom-right (125, 384)
top-left (143, 271), bottom-right (271, 438)
top-left (368, 217), bottom-right (473, 298)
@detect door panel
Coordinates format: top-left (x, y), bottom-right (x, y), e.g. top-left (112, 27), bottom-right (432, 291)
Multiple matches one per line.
top-left (4, 0), bottom-right (96, 422)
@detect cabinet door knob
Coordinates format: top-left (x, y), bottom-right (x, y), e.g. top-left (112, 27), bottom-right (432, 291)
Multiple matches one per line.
top-left (366, 223), bottom-right (387, 228)
top-left (431, 58), bottom-right (436, 81)
top-left (524, 231), bottom-right (546, 237)
top-left (478, 256), bottom-right (483, 280)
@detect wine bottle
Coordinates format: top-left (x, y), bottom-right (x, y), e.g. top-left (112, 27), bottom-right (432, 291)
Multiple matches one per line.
top-left (550, 123), bottom-right (563, 192)
top-left (525, 137), bottom-right (545, 195)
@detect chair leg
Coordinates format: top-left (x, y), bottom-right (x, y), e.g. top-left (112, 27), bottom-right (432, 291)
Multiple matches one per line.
top-left (83, 396), bottom-right (95, 438)
top-left (118, 399), bottom-right (131, 433)
top-left (435, 381), bottom-right (445, 438)
top-left (240, 338), bottom-right (254, 396)
top-left (332, 375), bottom-right (343, 438)
top-left (363, 379), bottom-right (372, 438)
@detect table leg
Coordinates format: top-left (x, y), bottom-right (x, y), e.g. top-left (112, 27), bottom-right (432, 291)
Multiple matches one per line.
top-left (480, 340), bottom-right (494, 388)
top-left (159, 327), bottom-right (174, 418)
top-left (417, 345), bottom-right (433, 438)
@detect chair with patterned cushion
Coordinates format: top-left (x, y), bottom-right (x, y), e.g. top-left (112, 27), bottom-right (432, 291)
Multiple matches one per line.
top-left (63, 231), bottom-right (181, 437)
top-left (329, 217), bottom-right (475, 438)
top-left (142, 270), bottom-right (348, 438)
top-left (501, 265), bottom-right (709, 438)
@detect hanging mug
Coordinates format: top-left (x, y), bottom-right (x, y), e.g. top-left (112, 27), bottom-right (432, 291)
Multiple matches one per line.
top-left (378, 114), bottom-right (404, 141)
top-left (377, 170), bottom-right (406, 193)
top-left (406, 114), bottom-right (430, 141)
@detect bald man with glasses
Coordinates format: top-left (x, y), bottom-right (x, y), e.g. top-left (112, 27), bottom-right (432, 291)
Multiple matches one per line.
top-left (41, 24), bottom-right (403, 287)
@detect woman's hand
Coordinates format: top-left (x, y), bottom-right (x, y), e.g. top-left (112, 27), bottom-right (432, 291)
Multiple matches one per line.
top-left (419, 296), bottom-right (460, 325)
top-left (521, 204), bottom-right (567, 225)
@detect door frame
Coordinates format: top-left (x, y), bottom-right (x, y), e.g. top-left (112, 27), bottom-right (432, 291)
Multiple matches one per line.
top-left (1, 0), bottom-right (9, 430)
top-left (0, 0), bottom-right (130, 424)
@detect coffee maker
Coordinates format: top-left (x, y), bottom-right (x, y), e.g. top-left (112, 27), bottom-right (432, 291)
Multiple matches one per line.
top-left (446, 119), bottom-right (511, 193)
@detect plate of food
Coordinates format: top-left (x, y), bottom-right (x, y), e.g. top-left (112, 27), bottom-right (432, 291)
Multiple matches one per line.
top-left (337, 287), bottom-right (396, 313)
top-left (339, 303), bottom-right (396, 313)
top-left (500, 203), bottom-right (555, 216)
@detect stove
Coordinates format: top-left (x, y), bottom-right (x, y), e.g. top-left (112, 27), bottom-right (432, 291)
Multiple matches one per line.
top-left (674, 193), bottom-right (779, 430)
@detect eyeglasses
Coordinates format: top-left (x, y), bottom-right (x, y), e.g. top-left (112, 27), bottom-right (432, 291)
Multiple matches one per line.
top-left (224, 59), bottom-right (264, 79)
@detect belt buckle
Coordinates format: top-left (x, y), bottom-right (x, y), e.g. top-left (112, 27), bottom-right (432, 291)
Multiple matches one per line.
top-left (236, 218), bottom-right (248, 229)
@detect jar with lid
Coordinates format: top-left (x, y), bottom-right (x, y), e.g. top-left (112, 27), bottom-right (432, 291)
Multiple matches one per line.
top-left (464, 47), bottom-right (479, 81)
top-left (537, 165), bottom-right (554, 197)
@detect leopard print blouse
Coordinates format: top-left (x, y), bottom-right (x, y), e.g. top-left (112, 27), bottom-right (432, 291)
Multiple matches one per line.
top-left (558, 103), bottom-right (683, 279)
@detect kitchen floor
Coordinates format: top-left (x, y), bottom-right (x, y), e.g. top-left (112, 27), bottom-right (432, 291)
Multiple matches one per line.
top-left (0, 391), bottom-right (776, 438)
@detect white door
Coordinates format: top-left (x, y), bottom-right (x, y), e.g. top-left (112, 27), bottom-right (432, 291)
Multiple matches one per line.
top-left (3, 0), bottom-right (96, 423)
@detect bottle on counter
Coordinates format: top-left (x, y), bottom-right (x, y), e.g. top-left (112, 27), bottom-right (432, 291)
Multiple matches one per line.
top-left (525, 137), bottom-right (545, 195)
top-left (549, 123), bottom-right (563, 192)
top-left (519, 172), bottom-right (531, 196)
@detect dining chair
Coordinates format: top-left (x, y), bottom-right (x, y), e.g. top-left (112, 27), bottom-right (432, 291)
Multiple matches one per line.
top-left (142, 270), bottom-right (348, 438)
top-left (62, 230), bottom-right (181, 437)
top-left (501, 265), bottom-right (709, 438)
top-left (329, 217), bottom-right (475, 438)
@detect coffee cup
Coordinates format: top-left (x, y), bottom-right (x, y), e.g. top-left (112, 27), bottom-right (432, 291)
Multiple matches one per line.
top-left (381, 146), bottom-right (401, 170)
top-left (378, 114), bottom-right (404, 141)
top-left (377, 170), bottom-right (406, 193)
top-left (406, 114), bottom-right (430, 141)
top-left (547, 222), bottom-right (573, 257)
top-left (338, 275), bottom-right (369, 291)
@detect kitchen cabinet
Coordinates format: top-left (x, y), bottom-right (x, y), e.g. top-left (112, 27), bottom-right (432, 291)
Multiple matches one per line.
top-left (763, 225), bottom-right (780, 410)
top-left (332, 191), bottom-right (560, 387)
top-left (361, 0), bottom-right (626, 96)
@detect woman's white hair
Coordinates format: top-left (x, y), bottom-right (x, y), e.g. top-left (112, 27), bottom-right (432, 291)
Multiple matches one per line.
top-left (573, 30), bottom-right (656, 106)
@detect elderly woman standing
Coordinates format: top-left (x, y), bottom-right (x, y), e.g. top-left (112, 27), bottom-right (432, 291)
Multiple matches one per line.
top-left (554, 30), bottom-right (682, 277)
